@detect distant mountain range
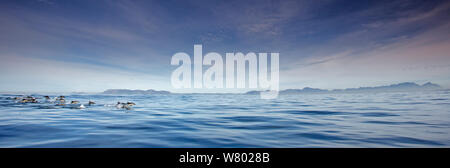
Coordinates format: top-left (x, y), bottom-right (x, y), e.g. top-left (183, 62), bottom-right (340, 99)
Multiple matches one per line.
top-left (102, 89), bottom-right (171, 95)
top-left (102, 82), bottom-right (442, 95)
top-left (246, 82), bottom-right (443, 95)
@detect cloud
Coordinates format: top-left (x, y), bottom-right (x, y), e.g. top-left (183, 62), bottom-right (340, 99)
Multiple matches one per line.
top-left (0, 4), bottom-right (171, 73)
top-left (281, 20), bottom-right (450, 89)
top-left (0, 54), bottom-right (168, 92)
top-left (210, 0), bottom-right (306, 36)
top-left (1, 0), bottom-right (450, 91)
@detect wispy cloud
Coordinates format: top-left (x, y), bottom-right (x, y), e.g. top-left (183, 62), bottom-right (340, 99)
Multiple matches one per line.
top-left (210, 0), bottom-right (305, 36)
top-left (281, 21), bottom-right (450, 89)
top-left (0, 54), bottom-right (168, 92)
top-left (1, 0), bottom-right (449, 91)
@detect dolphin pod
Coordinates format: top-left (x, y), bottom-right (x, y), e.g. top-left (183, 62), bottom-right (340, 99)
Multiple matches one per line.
top-left (6, 95), bottom-right (136, 110)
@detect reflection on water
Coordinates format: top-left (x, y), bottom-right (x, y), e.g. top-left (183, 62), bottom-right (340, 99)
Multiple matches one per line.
top-left (0, 91), bottom-right (449, 147)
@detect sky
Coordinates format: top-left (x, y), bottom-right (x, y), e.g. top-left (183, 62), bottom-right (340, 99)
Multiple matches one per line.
top-left (0, 0), bottom-right (449, 93)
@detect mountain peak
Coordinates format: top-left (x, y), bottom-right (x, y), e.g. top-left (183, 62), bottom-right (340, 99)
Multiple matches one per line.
top-left (422, 82), bottom-right (441, 88)
top-left (246, 82), bottom-right (443, 95)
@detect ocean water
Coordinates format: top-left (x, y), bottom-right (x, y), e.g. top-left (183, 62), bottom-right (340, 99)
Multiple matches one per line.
top-left (0, 91), bottom-right (449, 147)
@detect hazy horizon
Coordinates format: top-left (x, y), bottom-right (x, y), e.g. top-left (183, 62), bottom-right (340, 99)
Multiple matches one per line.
top-left (0, 81), bottom-right (446, 94)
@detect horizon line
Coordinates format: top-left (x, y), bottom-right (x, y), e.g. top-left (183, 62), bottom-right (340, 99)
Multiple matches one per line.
top-left (0, 81), bottom-right (446, 94)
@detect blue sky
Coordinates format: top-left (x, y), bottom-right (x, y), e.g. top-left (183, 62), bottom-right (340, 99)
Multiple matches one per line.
top-left (1, 0), bottom-right (449, 92)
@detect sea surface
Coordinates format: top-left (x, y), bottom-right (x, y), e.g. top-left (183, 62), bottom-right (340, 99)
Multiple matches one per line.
top-left (0, 91), bottom-right (449, 147)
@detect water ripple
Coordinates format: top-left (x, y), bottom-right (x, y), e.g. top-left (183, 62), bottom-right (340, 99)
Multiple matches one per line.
top-left (0, 92), bottom-right (449, 147)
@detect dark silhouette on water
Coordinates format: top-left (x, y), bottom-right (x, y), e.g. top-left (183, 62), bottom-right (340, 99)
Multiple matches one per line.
top-left (103, 89), bottom-right (171, 95)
